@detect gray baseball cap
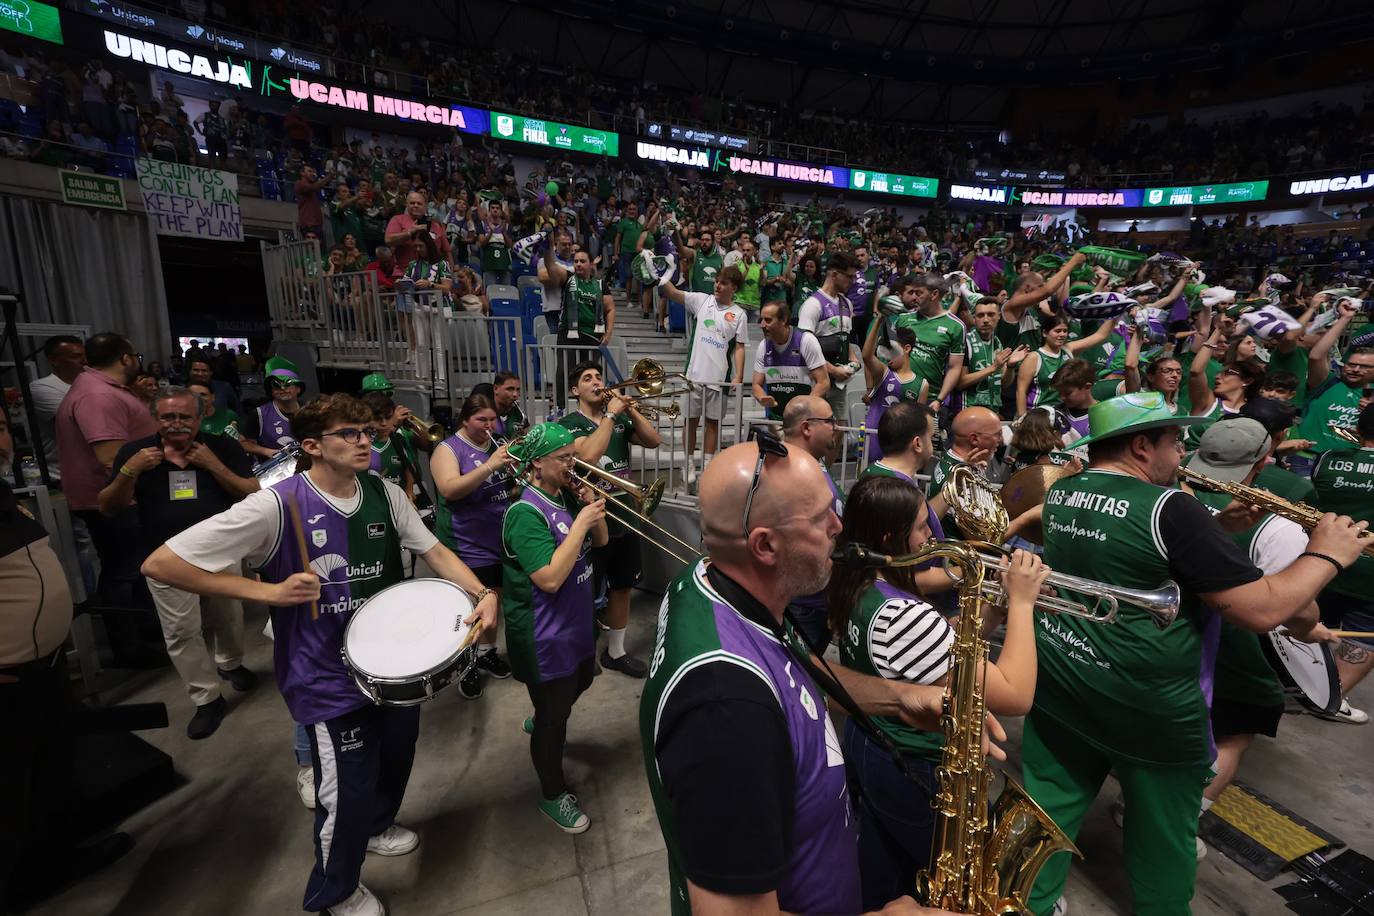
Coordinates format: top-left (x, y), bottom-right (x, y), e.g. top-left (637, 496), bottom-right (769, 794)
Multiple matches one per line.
top-left (1185, 418), bottom-right (1272, 483)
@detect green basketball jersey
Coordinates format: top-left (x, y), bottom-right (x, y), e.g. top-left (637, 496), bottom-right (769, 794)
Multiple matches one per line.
top-left (962, 332), bottom-right (1002, 409)
top-left (1313, 446), bottom-right (1374, 597)
top-left (1039, 469), bottom-right (1214, 766)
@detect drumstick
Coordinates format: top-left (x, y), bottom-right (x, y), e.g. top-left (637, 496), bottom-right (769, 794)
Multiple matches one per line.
top-left (284, 493), bottom-right (319, 621)
top-left (1328, 630), bottom-right (1374, 639)
top-left (459, 619), bottom-right (485, 650)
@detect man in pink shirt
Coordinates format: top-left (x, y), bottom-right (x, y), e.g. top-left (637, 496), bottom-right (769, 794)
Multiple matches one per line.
top-left (384, 191), bottom-right (450, 272)
top-left (56, 333), bottom-right (158, 609)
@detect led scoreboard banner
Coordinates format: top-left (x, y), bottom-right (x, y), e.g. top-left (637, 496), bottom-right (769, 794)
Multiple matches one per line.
top-left (491, 112), bottom-right (618, 156)
top-left (1143, 181), bottom-right (1269, 207)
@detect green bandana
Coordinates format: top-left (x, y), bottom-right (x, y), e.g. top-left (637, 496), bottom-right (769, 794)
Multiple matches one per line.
top-left (509, 421), bottom-right (575, 475)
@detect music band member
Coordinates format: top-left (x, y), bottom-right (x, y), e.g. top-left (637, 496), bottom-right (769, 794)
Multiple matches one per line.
top-left (1312, 400), bottom-right (1374, 721)
top-left (360, 392), bottom-right (416, 499)
top-left (503, 423), bottom-right (609, 834)
top-left (1026, 392), bottom-right (1367, 916)
top-left (1179, 420), bottom-right (1332, 831)
top-left (142, 393), bottom-right (498, 916)
top-left (829, 475), bottom-right (1048, 910)
top-left (243, 356), bottom-right (304, 460)
top-left (639, 437), bottom-right (960, 916)
top-left (98, 387), bottom-right (260, 740)
top-left (431, 394), bottom-right (517, 699)
top-left (560, 361), bottom-right (661, 677)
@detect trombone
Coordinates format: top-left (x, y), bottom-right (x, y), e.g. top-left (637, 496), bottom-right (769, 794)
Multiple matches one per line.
top-left (601, 357), bottom-right (690, 397)
top-left (570, 459), bottom-right (702, 565)
top-left (591, 389), bottom-right (684, 421)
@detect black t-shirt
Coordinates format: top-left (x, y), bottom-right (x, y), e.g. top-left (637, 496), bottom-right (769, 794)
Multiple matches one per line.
top-left (654, 566), bottom-right (797, 896)
top-left (1157, 492), bottom-right (1264, 595)
top-left (109, 433), bottom-right (255, 553)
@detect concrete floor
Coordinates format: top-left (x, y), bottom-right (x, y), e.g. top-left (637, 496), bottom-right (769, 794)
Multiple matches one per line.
top-left (29, 593), bottom-right (1374, 916)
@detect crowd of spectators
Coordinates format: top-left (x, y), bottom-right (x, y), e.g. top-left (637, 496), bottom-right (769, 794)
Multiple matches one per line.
top-left (6, 0), bottom-right (1374, 190)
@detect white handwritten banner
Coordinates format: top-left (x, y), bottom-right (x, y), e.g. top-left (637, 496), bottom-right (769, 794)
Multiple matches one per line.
top-left (136, 159), bottom-right (243, 241)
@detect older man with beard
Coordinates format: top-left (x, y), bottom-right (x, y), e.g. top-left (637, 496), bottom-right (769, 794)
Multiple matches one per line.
top-left (98, 387), bottom-right (260, 739)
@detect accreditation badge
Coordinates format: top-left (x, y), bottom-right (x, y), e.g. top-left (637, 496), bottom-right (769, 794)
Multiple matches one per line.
top-left (168, 470), bottom-right (198, 501)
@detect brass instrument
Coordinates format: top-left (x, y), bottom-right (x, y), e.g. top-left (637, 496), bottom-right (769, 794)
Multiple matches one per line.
top-left (834, 541), bottom-right (1080, 914)
top-left (1330, 422), bottom-right (1361, 445)
top-left (999, 463), bottom-right (1074, 546)
top-left (1179, 466), bottom-right (1374, 557)
top-left (941, 465), bottom-right (1180, 629)
top-left (570, 459), bottom-right (702, 565)
top-left (592, 389), bottom-right (684, 421)
top-left (401, 413), bottom-right (445, 443)
top-left (600, 357), bottom-right (690, 397)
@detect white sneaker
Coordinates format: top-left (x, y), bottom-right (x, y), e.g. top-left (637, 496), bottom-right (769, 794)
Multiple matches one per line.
top-left (1197, 836), bottom-right (1207, 861)
top-left (297, 766), bottom-right (316, 809)
top-left (327, 883), bottom-right (384, 916)
top-left (367, 824), bottom-right (419, 856)
top-left (1311, 699), bottom-right (1370, 724)
top-left (1052, 897), bottom-right (1068, 916)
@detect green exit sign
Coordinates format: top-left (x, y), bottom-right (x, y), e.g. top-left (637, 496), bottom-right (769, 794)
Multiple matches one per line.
top-left (0, 0), bottom-right (63, 44)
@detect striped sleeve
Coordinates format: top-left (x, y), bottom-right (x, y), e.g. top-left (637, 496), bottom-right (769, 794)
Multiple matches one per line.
top-left (869, 597), bottom-right (954, 685)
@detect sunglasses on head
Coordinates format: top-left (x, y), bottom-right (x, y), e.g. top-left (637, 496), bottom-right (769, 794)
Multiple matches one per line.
top-left (741, 427), bottom-right (789, 538)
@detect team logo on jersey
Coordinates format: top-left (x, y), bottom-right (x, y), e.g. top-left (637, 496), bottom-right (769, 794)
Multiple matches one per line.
top-left (556, 522), bottom-right (570, 535)
top-left (723, 311), bottom-right (738, 324)
top-left (799, 685), bottom-right (818, 720)
top-left (307, 513), bottom-right (325, 524)
top-left (367, 522), bottom-right (386, 539)
top-left (312, 529), bottom-right (328, 547)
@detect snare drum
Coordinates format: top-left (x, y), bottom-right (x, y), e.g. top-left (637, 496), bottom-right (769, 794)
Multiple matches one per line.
top-left (342, 578), bottom-right (478, 706)
top-left (255, 444), bottom-right (303, 489)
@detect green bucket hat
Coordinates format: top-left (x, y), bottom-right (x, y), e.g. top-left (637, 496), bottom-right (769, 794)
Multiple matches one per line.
top-left (1069, 391), bottom-right (1208, 450)
top-left (360, 372), bottom-right (393, 393)
top-left (509, 422), bottom-right (575, 475)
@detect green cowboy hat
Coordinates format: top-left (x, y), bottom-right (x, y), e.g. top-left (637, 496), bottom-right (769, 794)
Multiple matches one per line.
top-left (360, 372), bottom-right (393, 393)
top-left (508, 421), bottom-right (576, 475)
top-left (1069, 391), bottom-right (1208, 450)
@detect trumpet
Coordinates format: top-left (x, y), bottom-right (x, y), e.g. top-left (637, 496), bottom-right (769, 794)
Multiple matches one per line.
top-left (401, 413), bottom-right (445, 443)
top-left (941, 542), bottom-right (1180, 630)
top-left (1179, 465), bottom-right (1374, 557)
top-left (570, 459), bottom-right (702, 565)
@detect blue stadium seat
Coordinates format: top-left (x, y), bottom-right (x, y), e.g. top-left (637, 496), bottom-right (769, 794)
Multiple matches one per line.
top-left (487, 284), bottom-right (523, 374)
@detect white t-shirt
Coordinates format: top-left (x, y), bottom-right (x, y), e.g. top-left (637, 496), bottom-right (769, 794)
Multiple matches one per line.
top-left (752, 329), bottom-right (827, 377)
top-left (1247, 514), bottom-right (1307, 575)
top-left (683, 292), bottom-right (750, 384)
top-left (798, 290), bottom-right (852, 339)
top-left (165, 473), bottom-right (437, 574)
top-left (29, 373), bottom-right (72, 479)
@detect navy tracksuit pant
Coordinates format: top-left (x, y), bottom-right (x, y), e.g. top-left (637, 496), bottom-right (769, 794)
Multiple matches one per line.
top-left (302, 704), bottom-right (420, 912)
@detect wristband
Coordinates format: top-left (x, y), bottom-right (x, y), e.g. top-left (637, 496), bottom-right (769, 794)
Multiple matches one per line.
top-left (473, 587), bottom-right (496, 606)
top-left (1300, 551), bottom-right (1346, 574)
top-left (119, 465), bottom-right (137, 479)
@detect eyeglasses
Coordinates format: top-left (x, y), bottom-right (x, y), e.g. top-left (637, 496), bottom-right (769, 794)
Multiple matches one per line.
top-left (741, 427), bottom-right (789, 537)
top-left (805, 415), bottom-right (837, 427)
top-left (319, 427), bottom-right (378, 444)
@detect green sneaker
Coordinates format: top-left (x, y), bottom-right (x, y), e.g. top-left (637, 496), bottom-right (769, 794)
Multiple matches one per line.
top-left (538, 792), bottom-right (590, 834)
top-left (521, 716), bottom-right (535, 735)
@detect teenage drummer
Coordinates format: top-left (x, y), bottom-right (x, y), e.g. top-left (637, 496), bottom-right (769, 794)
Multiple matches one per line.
top-left (502, 423), bottom-right (608, 834)
top-left (431, 393), bottom-right (518, 700)
top-left (142, 393), bottom-right (498, 916)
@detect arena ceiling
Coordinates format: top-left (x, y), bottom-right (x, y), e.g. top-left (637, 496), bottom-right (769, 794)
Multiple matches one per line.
top-left (447, 0), bottom-right (1374, 124)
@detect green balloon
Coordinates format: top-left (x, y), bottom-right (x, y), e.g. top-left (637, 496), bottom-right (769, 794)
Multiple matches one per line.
top-left (545, 180), bottom-right (559, 196)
